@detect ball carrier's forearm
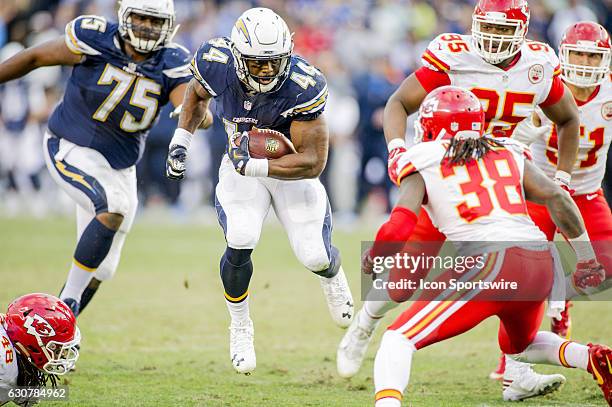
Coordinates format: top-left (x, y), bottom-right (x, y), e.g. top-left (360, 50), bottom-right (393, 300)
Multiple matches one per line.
top-left (266, 148), bottom-right (327, 180)
top-left (166, 79), bottom-right (212, 180)
top-left (177, 79), bottom-right (211, 134)
top-left (265, 116), bottom-right (329, 180)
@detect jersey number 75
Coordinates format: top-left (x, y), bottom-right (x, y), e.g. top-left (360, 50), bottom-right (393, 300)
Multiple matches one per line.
top-left (92, 64), bottom-right (161, 132)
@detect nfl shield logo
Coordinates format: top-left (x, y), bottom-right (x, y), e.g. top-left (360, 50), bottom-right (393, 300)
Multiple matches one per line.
top-left (244, 101), bottom-right (252, 110)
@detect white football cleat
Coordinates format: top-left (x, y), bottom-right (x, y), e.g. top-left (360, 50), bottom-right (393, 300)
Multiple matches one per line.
top-left (502, 357), bottom-right (565, 401)
top-left (229, 318), bottom-right (256, 374)
top-left (337, 310), bottom-right (380, 377)
top-left (319, 268), bottom-right (354, 328)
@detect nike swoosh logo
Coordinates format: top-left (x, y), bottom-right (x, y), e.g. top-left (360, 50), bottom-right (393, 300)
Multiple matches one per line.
top-left (586, 194), bottom-right (598, 201)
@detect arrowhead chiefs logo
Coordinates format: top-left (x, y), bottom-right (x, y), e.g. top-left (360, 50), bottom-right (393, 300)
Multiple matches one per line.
top-left (23, 314), bottom-right (55, 338)
top-left (528, 64), bottom-right (544, 84)
top-left (602, 101), bottom-right (612, 121)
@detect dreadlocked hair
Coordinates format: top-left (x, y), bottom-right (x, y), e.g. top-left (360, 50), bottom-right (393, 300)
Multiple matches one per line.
top-left (16, 353), bottom-right (57, 388)
top-left (443, 136), bottom-right (503, 165)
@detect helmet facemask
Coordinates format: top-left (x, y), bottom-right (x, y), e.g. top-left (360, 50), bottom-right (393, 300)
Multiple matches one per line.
top-left (119, 8), bottom-right (175, 54)
top-left (472, 16), bottom-right (527, 64)
top-left (232, 46), bottom-right (292, 93)
top-left (560, 45), bottom-right (611, 87)
top-left (41, 328), bottom-right (80, 375)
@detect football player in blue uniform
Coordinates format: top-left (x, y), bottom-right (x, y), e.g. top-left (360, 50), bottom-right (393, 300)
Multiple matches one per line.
top-left (0, 0), bottom-right (211, 317)
top-left (165, 8), bottom-right (355, 374)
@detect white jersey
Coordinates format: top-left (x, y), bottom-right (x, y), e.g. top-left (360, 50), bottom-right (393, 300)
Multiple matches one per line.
top-left (420, 34), bottom-right (563, 137)
top-left (396, 138), bottom-right (547, 245)
top-left (531, 78), bottom-right (612, 195)
top-left (0, 322), bottom-right (18, 405)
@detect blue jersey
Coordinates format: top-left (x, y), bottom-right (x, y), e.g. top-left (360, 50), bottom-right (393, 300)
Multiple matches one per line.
top-left (191, 37), bottom-right (328, 140)
top-left (48, 15), bottom-right (191, 169)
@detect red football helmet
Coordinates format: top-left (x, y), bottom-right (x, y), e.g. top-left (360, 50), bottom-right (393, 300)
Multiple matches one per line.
top-left (3, 293), bottom-right (80, 375)
top-left (560, 21), bottom-right (611, 87)
top-left (414, 86), bottom-right (485, 143)
top-left (472, 0), bottom-right (530, 64)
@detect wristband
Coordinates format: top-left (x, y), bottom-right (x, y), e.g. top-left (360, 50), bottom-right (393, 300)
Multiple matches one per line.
top-left (244, 158), bottom-right (269, 177)
top-left (569, 230), bottom-right (596, 261)
top-left (387, 138), bottom-right (406, 152)
top-left (170, 128), bottom-right (194, 151)
top-left (554, 170), bottom-right (571, 186)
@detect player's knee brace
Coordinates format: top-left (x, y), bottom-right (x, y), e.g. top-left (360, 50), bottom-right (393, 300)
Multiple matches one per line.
top-left (312, 246), bottom-right (341, 279)
top-left (94, 229), bottom-right (128, 281)
top-left (220, 247), bottom-right (253, 300)
top-left (74, 217), bottom-right (116, 270)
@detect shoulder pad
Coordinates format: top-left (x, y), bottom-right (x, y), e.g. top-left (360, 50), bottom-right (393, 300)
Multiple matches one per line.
top-left (65, 15), bottom-right (113, 56)
top-left (280, 57), bottom-right (328, 119)
top-left (191, 37), bottom-right (233, 97)
top-left (523, 40), bottom-right (561, 75)
top-left (161, 42), bottom-right (192, 79)
top-left (405, 141), bottom-right (447, 169)
top-left (421, 33), bottom-right (473, 72)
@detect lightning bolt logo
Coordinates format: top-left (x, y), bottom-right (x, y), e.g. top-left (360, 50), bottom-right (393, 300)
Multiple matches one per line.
top-left (55, 161), bottom-right (93, 191)
top-left (235, 19), bottom-right (251, 46)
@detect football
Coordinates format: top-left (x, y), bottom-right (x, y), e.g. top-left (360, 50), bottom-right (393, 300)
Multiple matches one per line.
top-left (246, 128), bottom-right (296, 159)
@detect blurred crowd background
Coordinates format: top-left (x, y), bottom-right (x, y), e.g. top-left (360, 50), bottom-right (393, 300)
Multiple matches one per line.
top-left (0, 0), bottom-right (610, 224)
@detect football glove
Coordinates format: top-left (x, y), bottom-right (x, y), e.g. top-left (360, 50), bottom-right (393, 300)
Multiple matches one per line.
top-left (387, 146), bottom-right (407, 186)
top-left (166, 144), bottom-right (187, 180)
top-left (361, 248), bottom-right (375, 275)
top-left (573, 259), bottom-right (606, 293)
top-left (228, 132), bottom-right (251, 175)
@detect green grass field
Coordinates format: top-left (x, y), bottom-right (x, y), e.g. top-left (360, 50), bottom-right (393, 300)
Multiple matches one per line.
top-left (0, 216), bottom-right (609, 406)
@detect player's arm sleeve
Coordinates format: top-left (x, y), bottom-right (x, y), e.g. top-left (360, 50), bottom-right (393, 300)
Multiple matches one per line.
top-left (539, 47), bottom-right (564, 107)
top-left (162, 43), bottom-right (193, 90)
top-left (414, 66), bottom-right (451, 92)
top-left (64, 15), bottom-right (106, 56)
top-left (190, 40), bottom-right (232, 97)
top-left (281, 73), bottom-right (328, 121)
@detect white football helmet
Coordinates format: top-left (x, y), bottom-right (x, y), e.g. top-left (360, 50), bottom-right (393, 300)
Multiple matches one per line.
top-left (118, 0), bottom-right (177, 54)
top-left (230, 8), bottom-right (293, 93)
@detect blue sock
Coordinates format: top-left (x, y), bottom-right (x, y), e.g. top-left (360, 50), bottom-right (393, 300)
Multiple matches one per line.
top-left (220, 248), bottom-right (253, 303)
top-left (73, 217), bottom-right (116, 270)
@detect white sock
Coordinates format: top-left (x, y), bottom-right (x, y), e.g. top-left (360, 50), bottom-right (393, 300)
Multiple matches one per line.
top-left (375, 398), bottom-right (401, 407)
top-left (510, 331), bottom-right (588, 370)
top-left (60, 263), bottom-right (94, 302)
top-left (226, 296), bottom-right (250, 324)
top-left (360, 300), bottom-right (398, 330)
top-left (374, 330), bottom-right (415, 405)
